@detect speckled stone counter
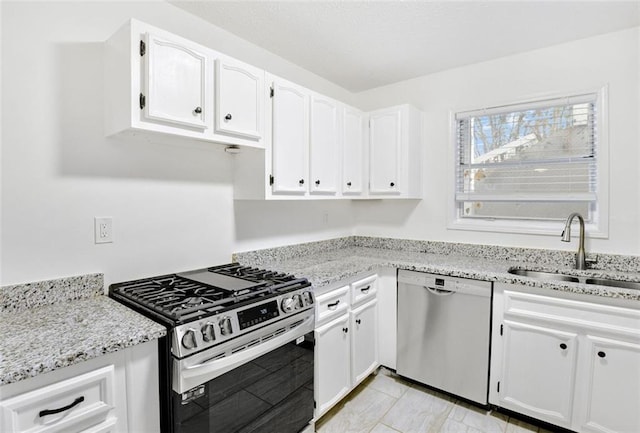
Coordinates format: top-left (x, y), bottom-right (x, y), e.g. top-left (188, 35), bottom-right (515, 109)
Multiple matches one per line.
top-left (234, 237), bottom-right (640, 302)
top-left (0, 274), bottom-right (166, 386)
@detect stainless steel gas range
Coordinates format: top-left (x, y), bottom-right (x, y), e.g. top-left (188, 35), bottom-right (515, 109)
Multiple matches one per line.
top-left (109, 263), bottom-right (315, 433)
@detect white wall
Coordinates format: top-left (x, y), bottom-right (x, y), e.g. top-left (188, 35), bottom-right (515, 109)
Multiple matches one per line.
top-left (2, 2), bottom-right (637, 288)
top-left (0, 1), bottom-right (354, 286)
top-left (353, 27), bottom-right (640, 256)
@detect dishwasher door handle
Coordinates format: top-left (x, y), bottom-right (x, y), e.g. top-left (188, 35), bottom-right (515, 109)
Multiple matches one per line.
top-left (424, 286), bottom-right (455, 296)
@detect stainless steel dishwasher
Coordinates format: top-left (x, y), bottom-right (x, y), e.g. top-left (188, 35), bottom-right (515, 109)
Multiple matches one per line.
top-left (396, 270), bottom-right (492, 405)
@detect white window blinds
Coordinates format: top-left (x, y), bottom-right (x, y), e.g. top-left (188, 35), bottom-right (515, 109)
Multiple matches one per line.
top-left (455, 93), bottom-right (597, 206)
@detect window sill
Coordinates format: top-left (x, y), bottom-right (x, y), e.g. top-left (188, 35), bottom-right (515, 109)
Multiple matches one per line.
top-left (447, 218), bottom-right (608, 239)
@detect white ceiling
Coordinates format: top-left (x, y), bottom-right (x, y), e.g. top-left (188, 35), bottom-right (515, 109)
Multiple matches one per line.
top-left (170, 1), bottom-right (640, 92)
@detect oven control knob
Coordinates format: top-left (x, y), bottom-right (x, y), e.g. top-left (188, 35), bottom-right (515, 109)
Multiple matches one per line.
top-left (302, 291), bottom-right (314, 306)
top-left (292, 294), bottom-right (303, 309)
top-left (281, 297), bottom-right (295, 313)
top-left (219, 317), bottom-right (233, 336)
top-left (182, 328), bottom-right (198, 350)
top-left (201, 322), bottom-right (215, 342)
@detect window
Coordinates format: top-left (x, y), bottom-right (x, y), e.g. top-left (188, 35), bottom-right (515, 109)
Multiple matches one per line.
top-left (450, 89), bottom-right (608, 236)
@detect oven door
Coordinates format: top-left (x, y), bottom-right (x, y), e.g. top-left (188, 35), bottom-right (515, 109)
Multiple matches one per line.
top-left (172, 313), bottom-right (314, 433)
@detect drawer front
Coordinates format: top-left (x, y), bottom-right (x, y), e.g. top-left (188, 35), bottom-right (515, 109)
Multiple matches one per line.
top-left (351, 275), bottom-right (377, 307)
top-left (503, 289), bottom-right (640, 336)
top-left (82, 418), bottom-right (117, 433)
top-left (0, 365), bottom-right (115, 433)
top-left (315, 285), bottom-right (350, 326)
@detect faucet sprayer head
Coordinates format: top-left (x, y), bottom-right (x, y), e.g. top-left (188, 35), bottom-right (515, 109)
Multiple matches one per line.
top-left (561, 220), bottom-right (572, 242)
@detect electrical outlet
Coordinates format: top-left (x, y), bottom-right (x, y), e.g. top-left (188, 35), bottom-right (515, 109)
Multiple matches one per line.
top-left (94, 217), bottom-right (113, 244)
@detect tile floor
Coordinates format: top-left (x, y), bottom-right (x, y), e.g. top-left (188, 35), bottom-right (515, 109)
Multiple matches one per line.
top-left (315, 368), bottom-right (556, 433)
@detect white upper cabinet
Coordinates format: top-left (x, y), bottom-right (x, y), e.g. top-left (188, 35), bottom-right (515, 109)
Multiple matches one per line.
top-left (270, 76), bottom-right (309, 195)
top-left (368, 104), bottom-right (422, 199)
top-left (104, 19), bottom-right (265, 149)
top-left (143, 32), bottom-right (208, 130)
top-left (369, 108), bottom-right (401, 195)
top-left (342, 107), bottom-right (365, 195)
top-left (215, 57), bottom-right (263, 140)
top-left (309, 94), bottom-right (340, 195)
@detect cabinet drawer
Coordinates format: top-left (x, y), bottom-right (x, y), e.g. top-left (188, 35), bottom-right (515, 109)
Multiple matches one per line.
top-left (82, 418), bottom-right (117, 433)
top-left (315, 285), bottom-right (350, 325)
top-left (0, 365), bottom-right (115, 433)
top-left (351, 275), bottom-right (377, 306)
top-left (503, 289), bottom-right (640, 336)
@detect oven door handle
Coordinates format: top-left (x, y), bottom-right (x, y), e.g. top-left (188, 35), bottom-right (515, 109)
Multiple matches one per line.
top-left (181, 315), bottom-right (314, 382)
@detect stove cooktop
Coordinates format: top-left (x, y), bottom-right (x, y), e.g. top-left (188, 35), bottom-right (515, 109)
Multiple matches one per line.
top-left (109, 263), bottom-right (310, 324)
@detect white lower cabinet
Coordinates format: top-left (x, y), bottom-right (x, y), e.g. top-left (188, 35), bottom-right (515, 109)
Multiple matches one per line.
top-left (0, 340), bottom-right (159, 433)
top-left (350, 299), bottom-right (378, 385)
top-left (577, 335), bottom-right (640, 433)
top-left (499, 320), bottom-right (578, 428)
top-left (314, 274), bottom-right (379, 419)
top-left (490, 284), bottom-right (640, 433)
top-left (376, 267), bottom-right (397, 370)
top-left (0, 366), bottom-right (120, 433)
top-left (315, 314), bottom-right (351, 416)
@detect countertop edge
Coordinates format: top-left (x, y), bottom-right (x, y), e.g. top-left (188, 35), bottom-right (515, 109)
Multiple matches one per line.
top-left (236, 247), bottom-right (640, 303)
top-left (0, 296), bottom-right (167, 387)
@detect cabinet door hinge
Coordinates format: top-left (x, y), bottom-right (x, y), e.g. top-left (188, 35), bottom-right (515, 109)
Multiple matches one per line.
top-left (500, 324), bottom-right (503, 336)
top-left (497, 381), bottom-right (500, 393)
top-left (139, 93), bottom-right (146, 110)
top-left (140, 40), bottom-right (146, 57)
top-left (269, 174), bottom-right (274, 186)
top-left (313, 400), bottom-right (317, 409)
top-left (270, 86), bottom-right (274, 98)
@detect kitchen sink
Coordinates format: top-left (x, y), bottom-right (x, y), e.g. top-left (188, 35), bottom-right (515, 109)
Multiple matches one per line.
top-left (508, 268), bottom-right (640, 291)
top-left (508, 268), bottom-right (580, 282)
top-left (585, 278), bottom-right (640, 291)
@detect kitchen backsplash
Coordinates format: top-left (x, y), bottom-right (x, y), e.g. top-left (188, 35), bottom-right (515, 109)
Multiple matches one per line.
top-left (0, 273), bottom-right (104, 314)
top-left (234, 236), bottom-right (640, 273)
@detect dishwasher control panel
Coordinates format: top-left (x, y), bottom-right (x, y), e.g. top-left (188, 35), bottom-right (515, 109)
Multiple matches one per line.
top-left (397, 270), bottom-right (492, 297)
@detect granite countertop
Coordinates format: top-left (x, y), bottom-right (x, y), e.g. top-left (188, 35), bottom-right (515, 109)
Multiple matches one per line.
top-left (0, 274), bottom-right (166, 386)
top-left (234, 238), bottom-right (640, 303)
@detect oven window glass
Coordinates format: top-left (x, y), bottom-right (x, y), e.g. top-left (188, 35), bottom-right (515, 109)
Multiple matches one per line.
top-left (173, 332), bottom-right (314, 433)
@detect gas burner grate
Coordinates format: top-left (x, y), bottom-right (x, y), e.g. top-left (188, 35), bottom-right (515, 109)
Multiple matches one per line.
top-left (207, 263), bottom-right (295, 284)
top-left (109, 263), bottom-right (310, 323)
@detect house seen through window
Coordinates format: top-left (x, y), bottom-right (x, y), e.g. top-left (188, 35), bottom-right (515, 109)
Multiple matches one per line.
top-left (453, 92), bottom-right (602, 233)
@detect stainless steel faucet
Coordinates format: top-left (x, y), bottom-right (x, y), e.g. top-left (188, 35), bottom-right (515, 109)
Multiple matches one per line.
top-left (561, 213), bottom-right (587, 270)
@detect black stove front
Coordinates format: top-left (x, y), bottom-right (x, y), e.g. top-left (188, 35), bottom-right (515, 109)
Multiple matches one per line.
top-left (173, 330), bottom-right (315, 433)
top-left (108, 263), bottom-right (315, 433)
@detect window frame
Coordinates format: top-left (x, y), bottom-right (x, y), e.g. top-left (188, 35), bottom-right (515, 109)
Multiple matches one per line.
top-left (447, 86), bottom-right (609, 238)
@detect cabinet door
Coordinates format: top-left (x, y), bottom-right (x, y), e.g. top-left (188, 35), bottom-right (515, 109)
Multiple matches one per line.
top-left (342, 108), bottom-right (364, 195)
top-left (215, 58), bottom-right (263, 140)
top-left (270, 79), bottom-right (309, 194)
top-left (143, 32), bottom-right (207, 129)
top-left (351, 299), bottom-right (378, 386)
top-left (498, 320), bottom-right (578, 429)
top-left (369, 108), bottom-right (401, 195)
top-left (309, 95), bottom-right (339, 195)
top-left (315, 314), bottom-right (350, 417)
top-left (578, 335), bottom-right (640, 433)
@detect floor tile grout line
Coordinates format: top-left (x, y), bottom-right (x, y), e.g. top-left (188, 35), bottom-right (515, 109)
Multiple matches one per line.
top-left (368, 379), bottom-right (411, 400)
top-left (367, 385), bottom-right (403, 433)
top-left (377, 421), bottom-right (403, 433)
